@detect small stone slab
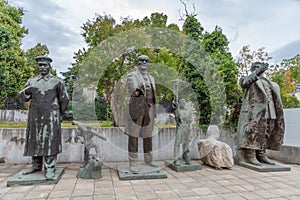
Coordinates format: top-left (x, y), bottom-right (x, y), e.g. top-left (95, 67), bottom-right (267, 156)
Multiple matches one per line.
top-left (165, 160), bottom-right (202, 172)
top-left (117, 163), bottom-right (167, 181)
top-left (7, 168), bottom-right (64, 187)
top-left (237, 161), bottom-right (291, 172)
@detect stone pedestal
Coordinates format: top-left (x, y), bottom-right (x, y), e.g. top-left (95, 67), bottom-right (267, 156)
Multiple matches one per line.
top-left (237, 161), bottom-right (291, 172)
top-left (7, 168), bottom-right (64, 187)
top-left (117, 163), bottom-right (167, 180)
top-left (77, 160), bottom-right (103, 179)
top-left (165, 160), bottom-right (201, 172)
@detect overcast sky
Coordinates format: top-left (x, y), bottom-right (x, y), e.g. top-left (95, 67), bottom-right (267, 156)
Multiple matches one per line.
top-left (9, 0), bottom-right (300, 74)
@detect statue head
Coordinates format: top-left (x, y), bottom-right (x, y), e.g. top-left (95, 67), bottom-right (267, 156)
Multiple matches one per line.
top-left (35, 56), bottom-right (52, 76)
top-left (179, 99), bottom-right (186, 108)
top-left (250, 62), bottom-right (265, 72)
top-left (137, 55), bottom-right (149, 72)
top-left (207, 125), bottom-right (220, 140)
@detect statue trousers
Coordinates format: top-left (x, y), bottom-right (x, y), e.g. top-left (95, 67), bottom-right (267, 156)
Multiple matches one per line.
top-left (127, 104), bottom-right (155, 165)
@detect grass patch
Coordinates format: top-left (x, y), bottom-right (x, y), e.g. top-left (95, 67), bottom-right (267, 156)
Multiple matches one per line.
top-left (0, 120), bottom-right (114, 128)
top-left (0, 120), bottom-right (175, 128)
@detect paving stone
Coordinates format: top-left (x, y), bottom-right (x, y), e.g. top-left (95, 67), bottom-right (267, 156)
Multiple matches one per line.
top-left (0, 162), bottom-right (300, 200)
top-left (173, 189), bottom-right (198, 197)
top-left (94, 187), bottom-right (115, 195)
top-left (238, 191), bottom-right (262, 200)
top-left (192, 187), bottom-right (215, 196)
top-left (72, 188), bottom-right (94, 196)
top-left (135, 191), bottom-right (159, 200)
top-left (48, 189), bottom-right (73, 198)
top-left (93, 194), bottom-right (116, 200)
top-left (24, 190), bottom-right (51, 199)
top-left (221, 193), bottom-right (246, 200)
top-left (150, 183), bottom-right (171, 191)
top-left (155, 190), bottom-right (180, 199)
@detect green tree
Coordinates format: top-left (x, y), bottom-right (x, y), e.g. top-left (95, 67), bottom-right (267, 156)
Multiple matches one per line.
top-left (270, 54), bottom-right (300, 108)
top-left (180, 18), bottom-right (240, 126)
top-left (281, 54), bottom-right (300, 84)
top-left (236, 45), bottom-right (272, 76)
top-left (68, 11), bottom-right (240, 128)
top-left (69, 13), bottom-right (176, 125)
top-left (0, 0), bottom-right (28, 108)
top-left (201, 26), bottom-right (240, 125)
top-left (25, 43), bottom-right (49, 76)
top-left (182, 15), bottom-right (204, 42)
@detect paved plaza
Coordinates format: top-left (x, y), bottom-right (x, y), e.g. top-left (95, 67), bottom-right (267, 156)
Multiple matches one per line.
top-left (1, 161), bottom-right (300, 200)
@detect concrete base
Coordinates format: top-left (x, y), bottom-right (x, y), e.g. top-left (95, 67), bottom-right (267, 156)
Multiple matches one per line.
top-left (7, 167), bottom-right (64, 187)
top-left (77, 159), bottom-right (103, 179)
top-left (237, 161), bottom-right (291, 172)
top-left (117, 163), bottom-right (167, 181)
top-left (165, 160), bottom-right (201, 172)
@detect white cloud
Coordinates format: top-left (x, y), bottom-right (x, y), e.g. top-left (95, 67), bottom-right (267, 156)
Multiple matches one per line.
top-left (9, 0), bottom-right (300, 74)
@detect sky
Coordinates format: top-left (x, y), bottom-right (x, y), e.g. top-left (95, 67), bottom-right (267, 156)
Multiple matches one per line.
top-left (9, 0), bottom-right (300, 74)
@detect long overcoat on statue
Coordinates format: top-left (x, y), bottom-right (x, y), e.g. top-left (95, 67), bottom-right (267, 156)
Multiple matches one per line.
top-left (17, 74), bottom-right (69, 156)
top-left (237, 72), bottom-right (285, 151)
top-left (125, 68), bottom-right (156, 138)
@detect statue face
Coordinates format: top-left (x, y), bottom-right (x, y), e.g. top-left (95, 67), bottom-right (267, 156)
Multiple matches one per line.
top-left (137, 56), bottom-right (149, 71)
top-left (179, 99), bottom-right (185, 108)
top-left (38, 63), bottom-right (51, 76)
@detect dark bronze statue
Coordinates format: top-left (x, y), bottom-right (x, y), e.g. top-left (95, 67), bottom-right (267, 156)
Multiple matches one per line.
top-left (125, 55), bottom-right (157, 174)
top-left (237, 62), bottom-right (285, 166)
top-left (72, 120), bottom-right (106, 165)
top-left (17, 56), bottom-right (69, 179)
top-left (72, 120), bottom-right (106, 179)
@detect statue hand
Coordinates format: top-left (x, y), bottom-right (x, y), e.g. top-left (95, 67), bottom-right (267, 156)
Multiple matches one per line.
top-left (24, 86), bottom-right (34, 95)
top-left (132, 88), bottom-right (144, 97)
top-left (256, 63), bottom-right (268, 75)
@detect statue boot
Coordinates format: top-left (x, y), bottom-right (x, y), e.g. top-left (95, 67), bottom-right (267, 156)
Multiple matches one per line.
top-left (144, 152), bottom-right (158, 167)
top-left (182, 150), bottom-right (191, 165)
top-left (173, 159), bottom-right (181, 166)
top-left (257, 150), bottom-right (275, 165)
top-left (45, 168), bottom-right (55, 179)
top-left (22, 166), bottom-right (42, 175)
top-left (129, 161), bottom-right (139, 174)
top-left (245, 149), bottom-right (261, 166)
top-left (22, 156), bottom-right (42, 175)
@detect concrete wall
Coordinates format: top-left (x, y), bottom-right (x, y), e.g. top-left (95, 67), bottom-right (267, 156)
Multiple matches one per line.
top-left (281, 108), bottom-right (300, 146)
top-left (266, 108), bottom-right (300, 164)
top-left (267, 145), bottom-right (300, 164)
top-left (0, 127), bottom-right (207, 164)
top-left (1, 108), bottom-right (298, 164)
top-left (0, 127), bottom-right (236, 164)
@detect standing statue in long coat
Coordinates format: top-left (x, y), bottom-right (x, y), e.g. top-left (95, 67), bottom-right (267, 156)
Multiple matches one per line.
top-left (237, 62), bottom-right (285, 166)
top-left (17, 56), bottom-right (69, 179)
top-left (125, 55), bottom-right (158, 174)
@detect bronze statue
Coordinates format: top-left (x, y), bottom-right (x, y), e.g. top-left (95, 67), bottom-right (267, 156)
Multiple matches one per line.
top-left (72, 120), bottom-right (106, 179)
top-left (17, 56), bottom-right (69, 179)
top-left (237, 62), bottom-right (285, 166)
top-left (72, 120), bottom-right (106, 165)
top-left (125, 55), bottom-right (157, 174)
top-left (173, 99), bottom-right (192, 166)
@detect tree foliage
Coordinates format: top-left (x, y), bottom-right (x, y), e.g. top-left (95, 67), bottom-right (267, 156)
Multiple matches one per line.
top-left (181, 19), bottom-right (240, 125)
top-left (236, 45), bottom-right (272, 77)
top-left (270, 54), bottom-right (300, 108)
top-left (0, 0), bottom-right (29, 108)
top-left (24, 43), bottom-right (49, 76)
top-left (65, 11), bottom-right (240, 127)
